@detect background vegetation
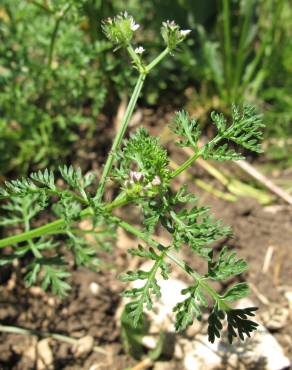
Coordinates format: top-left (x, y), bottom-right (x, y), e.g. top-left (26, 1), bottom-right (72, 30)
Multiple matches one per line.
top-left (0, 0), bottom-right (291, 176)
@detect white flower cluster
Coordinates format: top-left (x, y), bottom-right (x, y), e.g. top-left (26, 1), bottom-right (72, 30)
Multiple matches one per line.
top-left (124, 171), bottom-right (161, 193)
top-left (102, 12), bottom-right (140, 46)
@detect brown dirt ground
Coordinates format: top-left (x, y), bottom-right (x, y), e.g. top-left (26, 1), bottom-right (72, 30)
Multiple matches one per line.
top-left (0, 108), bottom-right (291, 369)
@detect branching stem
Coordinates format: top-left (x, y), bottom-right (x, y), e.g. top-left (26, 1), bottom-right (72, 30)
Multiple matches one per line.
top-left (95, 47), bottom-right (170, 202)
top-left (0, 191), bottom-right (129, 248)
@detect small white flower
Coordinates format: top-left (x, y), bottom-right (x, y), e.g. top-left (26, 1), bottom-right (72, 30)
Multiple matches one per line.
top-left (180, 29), bottom-right (191, 37)
top-left (130, 171), bottom-right (144, 183)
top-left (151, 176), bottom-right (161, 186)
top-left (130, 19), bottom-right (140, 31)
top-left (163, 20), bottom-right (177, 30)
top-left (135, 46), bottom-right (145, 55)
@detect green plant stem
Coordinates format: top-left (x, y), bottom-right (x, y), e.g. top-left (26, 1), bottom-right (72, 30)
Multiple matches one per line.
top-left (0, 218), bottom-right (68, 248)
top-left (0, 189), bottom-right (87, 206)
top-left (29, 0), bottom-right (53, 14)
top-left (0, 46), bottom-right (181, 249)
top-left (48, 18), bottom-right (62, 67)
top-left (170, 151), bottom-right (202, 178)
top-left (95, 46), bottom-right (170, 202)
top-left (23, 205), bottom-right (43, 259)
top-left (232, 0), bottom-right (253, 101)
top-left (0, 325), bottom-right (107, 354)
top-left (146, 48), bottom-right (169, 73)
top-left (240, 0), bottom-right (283, 98)
top-left (222, 0), bottom-right (232, 101)
top-left (48, 4), bottom-right (72, 68)
top-left (95, 73), bottom-right (146, 202)
top-left (0, 192), bottom-right (129, 249)
top-left (127, 45), bottom-right (143, 70)
top-left (114, 216), bottom-right (160, 248)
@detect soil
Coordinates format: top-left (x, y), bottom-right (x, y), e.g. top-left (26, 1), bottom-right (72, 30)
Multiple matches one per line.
top-left (0, 108), bottom-right (291, 369)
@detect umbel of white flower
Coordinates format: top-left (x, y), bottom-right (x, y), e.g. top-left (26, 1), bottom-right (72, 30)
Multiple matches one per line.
top-left (102, 12), bottom-right (191, 52)
top-left (102, 11), bottom-right (140, 46)
top-left (161, 20), bottom-right (191, 51)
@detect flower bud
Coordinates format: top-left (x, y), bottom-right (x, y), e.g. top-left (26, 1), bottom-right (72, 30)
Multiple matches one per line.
top-left (151, 175), bottom-right (161, 186)
top-left (129, 171), bottom-right (145, 183)
top-left (161, 20), bottom-right (191, 51)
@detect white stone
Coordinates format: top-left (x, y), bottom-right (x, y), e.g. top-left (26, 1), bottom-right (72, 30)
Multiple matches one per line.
top-left (89, 282), bottom-right (101, 296)
top-left (284, 291), bottom-right (292, 310)
top-left (36, 339), bottom-right (54, 370)
top-left (260, 305), bottom-right (289, 330)
top-left (131, 263), bottom-right (188, 332)
top-left (183, 324), bottom-right (291, 370)
top-left (142, 335), bottom-right (157, 349)
top-left (73, 335), bottom-right (94, 358)
top-left (183, 335), bottom-right (221, 370)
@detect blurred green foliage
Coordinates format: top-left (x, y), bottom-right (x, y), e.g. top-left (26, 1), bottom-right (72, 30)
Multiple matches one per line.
top-left (0, 0), bottom-right (291, 174)
top-left (0, 0), bottom-right (131, 173)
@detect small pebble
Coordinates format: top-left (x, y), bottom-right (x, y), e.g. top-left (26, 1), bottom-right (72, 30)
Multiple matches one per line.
top-left (90, 282), bottom-right (101, 296)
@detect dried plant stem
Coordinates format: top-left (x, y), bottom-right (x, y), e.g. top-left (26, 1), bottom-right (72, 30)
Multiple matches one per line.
top-left (235, 159), bottom-right (292, 205)
top-left (0, 324), bottom-right (107, 355)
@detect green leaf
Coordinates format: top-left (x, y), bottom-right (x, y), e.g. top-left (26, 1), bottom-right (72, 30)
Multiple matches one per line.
top-left (203, 105), bottom-right (265, 161)
top-left (67, 233), bottom-right (100, 268)
top-left (169, 110), bottom-right (201, 149)
top-left (207, 246), bottom-right (248, 280)
top-left (53, 192), bottom-right (81, 222)
top-left (174, 285), bottom-right (205, 331)
top-left (208, 299), bottom-right (258, 343)
top-left (120, 302), bottom-right (148, 359)
top-left (3, 178), bottom-right (38, 197)
top-left (25, 263), bottom-right (41, 287)
top-left (59, 165), bottom-right (82, 189)
top-left (207, 308), bottom-right (225, 343)
top-left (120, 254), bottom-right (166, 326)
top-left (30, 169), bottom-right (56, 191)
top-left (41, 265), bottom-right (71, 298)
top-left (0, 255), bottom-right (16, 266)
top-left (170, 208), bottom-right (231, 258)
top-left (222, 282), bottom-right (250, 302)
top-left (226, 307), bottom-right (258, 343)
